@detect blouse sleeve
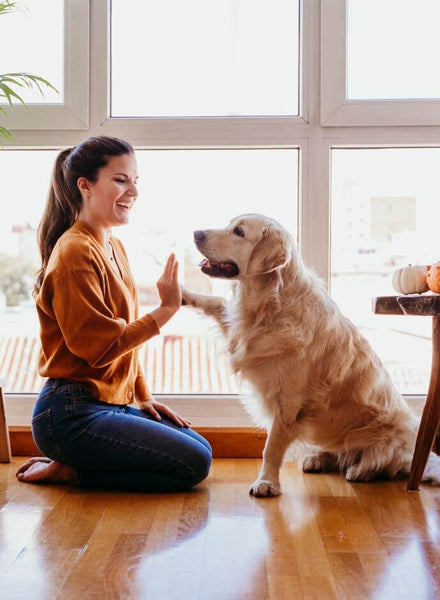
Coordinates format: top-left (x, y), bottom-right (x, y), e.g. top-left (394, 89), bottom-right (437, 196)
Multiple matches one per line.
top-left (48, 267), bottom-right (160, 368)
top-left (135, 365), bottom-right (154, 403)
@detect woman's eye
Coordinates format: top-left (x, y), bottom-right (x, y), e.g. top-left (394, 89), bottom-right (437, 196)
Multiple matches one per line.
top-left (115, 178), bottom-right (125, 183)
top-left (233, 226), bottom-right (245, 237)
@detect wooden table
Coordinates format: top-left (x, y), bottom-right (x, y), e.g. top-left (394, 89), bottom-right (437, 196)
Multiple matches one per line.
top-left (373, 294), bottom-right (440, 490)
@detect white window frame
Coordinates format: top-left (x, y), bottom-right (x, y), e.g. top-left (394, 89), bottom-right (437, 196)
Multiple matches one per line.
top-left (5, 0), bottom-right (438, 419)
top-left (90, 0), bottom-right (308, 144)
top-left (3, 0), bottom-right (89, 131)
top-left (321, 0), bottom-right (440, 127)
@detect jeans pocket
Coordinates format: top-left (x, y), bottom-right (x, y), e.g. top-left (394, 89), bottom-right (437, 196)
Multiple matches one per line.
top-left (31, 408), bottom-right (62, 462)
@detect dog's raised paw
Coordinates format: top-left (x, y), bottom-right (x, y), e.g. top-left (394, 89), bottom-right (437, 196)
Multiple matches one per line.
top-left (249, 479), bottom-right (281, 498)
top-left (180, 286), bottom-right (197, 308)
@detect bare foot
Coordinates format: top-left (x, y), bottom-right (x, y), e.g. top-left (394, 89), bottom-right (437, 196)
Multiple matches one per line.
top-left (16, 457), bottom-right (77, 485)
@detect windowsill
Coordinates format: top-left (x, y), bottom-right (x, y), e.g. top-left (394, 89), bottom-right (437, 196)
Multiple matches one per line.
top-left (5, 394), bottom-right (266, 458)
top-left (4, 393), bottom-right (255, 429)
top-left (4, 393), bottom-right (427, 428)
top-left (4, 394), bottom-right (427, 458)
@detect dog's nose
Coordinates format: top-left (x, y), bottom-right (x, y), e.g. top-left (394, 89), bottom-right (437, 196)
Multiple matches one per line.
top-left (193, 230), bottom-right (206, 245)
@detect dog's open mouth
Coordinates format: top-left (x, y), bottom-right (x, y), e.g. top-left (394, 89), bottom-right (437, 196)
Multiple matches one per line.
top-left (199, 258), bottom-right (239, 278)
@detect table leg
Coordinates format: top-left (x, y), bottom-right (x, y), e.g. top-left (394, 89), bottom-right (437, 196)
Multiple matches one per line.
top-left (435, 430), bottom-right (440, 455)
top-left (0, 388), bottom-right (11, 463)
top-left (407, 316), bottom-right (440, 491)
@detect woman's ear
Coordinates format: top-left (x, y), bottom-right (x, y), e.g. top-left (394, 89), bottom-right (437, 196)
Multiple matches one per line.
top-left (77, 176), bottom-right (92, 198)
top-left (247, 227), bottom-right (291, 276)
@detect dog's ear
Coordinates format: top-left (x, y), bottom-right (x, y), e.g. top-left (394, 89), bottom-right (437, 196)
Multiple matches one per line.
top-left (247, 226), bottom-right (291, 276)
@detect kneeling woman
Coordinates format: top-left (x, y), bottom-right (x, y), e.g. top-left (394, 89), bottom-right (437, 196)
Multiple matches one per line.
top-left (16, 136), bottom-right (212, 492)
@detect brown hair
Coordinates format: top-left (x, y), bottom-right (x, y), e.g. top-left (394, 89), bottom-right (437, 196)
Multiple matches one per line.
top-left (34, 136), bottom-right (134, 295)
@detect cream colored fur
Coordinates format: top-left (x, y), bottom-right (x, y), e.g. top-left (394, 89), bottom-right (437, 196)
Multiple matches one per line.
top-left (182, 214), bottom-right (440, 497)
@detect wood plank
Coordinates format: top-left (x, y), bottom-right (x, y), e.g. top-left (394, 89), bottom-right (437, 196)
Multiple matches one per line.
top-left (373, 293), bottom-right (440, 316)
top-left (1, 458), bottom-right (440, 599)
top-left (9, 426), bottom-right (267, 458)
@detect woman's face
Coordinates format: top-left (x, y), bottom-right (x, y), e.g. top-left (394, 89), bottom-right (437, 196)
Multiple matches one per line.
top-left (80, 153), bottom-right (139, 228)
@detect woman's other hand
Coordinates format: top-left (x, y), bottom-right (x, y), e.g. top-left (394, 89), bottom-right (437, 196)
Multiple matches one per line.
top-left (139, 398), bottom-right (192, 428)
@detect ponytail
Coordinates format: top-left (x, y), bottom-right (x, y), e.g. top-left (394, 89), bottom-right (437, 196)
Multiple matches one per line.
top-left (34, 148), bottom-right (78, 295)
top-left (34, 136), bottom-right (134, 295)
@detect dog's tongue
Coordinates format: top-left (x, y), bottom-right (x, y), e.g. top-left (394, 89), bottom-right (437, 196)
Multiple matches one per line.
top-left (199, 258), bottom-right (239, 277)
top-left (199, 258), bottom-right (232, 269)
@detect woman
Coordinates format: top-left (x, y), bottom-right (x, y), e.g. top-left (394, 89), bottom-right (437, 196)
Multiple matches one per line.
top-left (16, 136), bottom-right (212, 492)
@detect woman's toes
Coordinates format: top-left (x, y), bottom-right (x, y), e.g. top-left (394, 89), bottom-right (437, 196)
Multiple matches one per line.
top-left (17, 461), bottom-right (52, 482)
top-left (16, 457), bottom-right (51, 476)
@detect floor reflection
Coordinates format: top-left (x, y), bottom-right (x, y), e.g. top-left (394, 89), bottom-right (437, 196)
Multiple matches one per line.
top-left (1, 460), bottom-right (440, 598)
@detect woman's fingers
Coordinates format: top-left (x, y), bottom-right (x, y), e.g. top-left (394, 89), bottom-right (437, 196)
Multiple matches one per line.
top-left (140, 402), bottom-right (161, 421)
top-left (156, 253), bottom-right (181, 309)
top-left (164, 253), bottom-right (176, 278)
top-left (173, 259), bottom-right (179, 281)
top-left (153, 401), bottom-right (191, 428)
top-left (140, 400), bottom-right (191, 428)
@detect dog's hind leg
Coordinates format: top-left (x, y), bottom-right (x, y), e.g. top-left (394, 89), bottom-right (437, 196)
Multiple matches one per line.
top-left (249, 416), bottom-right (294, 497)
top-left (302, 451), bottom-right (339, 474)
top-left (421, 452), bottom-right (440, 485)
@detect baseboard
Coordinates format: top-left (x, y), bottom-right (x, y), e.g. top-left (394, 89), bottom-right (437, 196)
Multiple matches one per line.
top-left (7, 397), bottom-right (427, 459)
top-left (9, 426), bottom-right (267, 459)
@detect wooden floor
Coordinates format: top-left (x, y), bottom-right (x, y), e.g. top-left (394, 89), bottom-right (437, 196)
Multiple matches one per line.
top-left (1, 458), bottom-right (440, 600)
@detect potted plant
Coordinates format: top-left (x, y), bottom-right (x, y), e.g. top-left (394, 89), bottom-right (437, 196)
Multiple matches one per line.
top-left (0, 0), bottom-right (57, 141)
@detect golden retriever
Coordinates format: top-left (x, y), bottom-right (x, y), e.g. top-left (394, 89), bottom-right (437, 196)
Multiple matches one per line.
top-left (182, 214), bottom-right (440, 497)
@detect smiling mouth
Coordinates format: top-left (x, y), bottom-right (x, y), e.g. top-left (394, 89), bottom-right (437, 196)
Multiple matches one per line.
top-left (199, 258), bottom-right (239, 278)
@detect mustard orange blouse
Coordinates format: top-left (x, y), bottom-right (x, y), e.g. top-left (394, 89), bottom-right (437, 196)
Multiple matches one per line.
top-left (36, 220), bottom-right (160, 405)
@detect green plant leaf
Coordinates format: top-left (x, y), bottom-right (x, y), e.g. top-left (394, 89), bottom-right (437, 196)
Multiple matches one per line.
top-left (0, 82), bottom-right (25, 105)
top-left (0, 126), bottom-right (13, 142)
top-left (1, 72), bottom-right (58, 96)
top-left (0, 1), bottom-right (17, 17)
top-left (0, 76), bottom-right (24, 88)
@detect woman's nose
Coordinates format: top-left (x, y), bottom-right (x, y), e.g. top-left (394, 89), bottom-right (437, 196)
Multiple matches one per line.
top-left (127, 183), bottom-right (138, 197)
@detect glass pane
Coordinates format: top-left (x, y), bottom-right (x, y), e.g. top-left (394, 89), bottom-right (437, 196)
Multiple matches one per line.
top-left (331, 148), bottom-right (440, 394)
top-left (0, 148), bottom-right (297, 394)
top-left (347, 0), bottom-right (440, 100)
top-left (111, 0), bottom-right (299, 116)
top-left (0, 0), bottom-right (63, 104)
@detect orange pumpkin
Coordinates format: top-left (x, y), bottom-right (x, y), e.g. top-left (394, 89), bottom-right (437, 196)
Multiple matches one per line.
top-left (427, 262), bottom-right (440, 293)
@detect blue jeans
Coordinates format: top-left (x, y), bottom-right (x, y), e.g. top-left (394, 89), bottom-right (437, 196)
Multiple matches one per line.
top-left (31, 378), bottom-right (212, 492)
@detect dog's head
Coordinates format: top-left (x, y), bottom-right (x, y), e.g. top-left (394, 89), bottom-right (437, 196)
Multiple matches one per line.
top-left (194, 214), bottom-right (292, 279)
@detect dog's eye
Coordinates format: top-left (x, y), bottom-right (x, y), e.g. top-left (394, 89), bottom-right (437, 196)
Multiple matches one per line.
top-left (233, 226), bottom-right (245, 238)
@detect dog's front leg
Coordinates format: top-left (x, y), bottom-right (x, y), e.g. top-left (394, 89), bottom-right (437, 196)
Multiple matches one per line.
top-left (249, 416), bottom-right (293, 498)
top-left (181, 285), bottom-right (229, 334)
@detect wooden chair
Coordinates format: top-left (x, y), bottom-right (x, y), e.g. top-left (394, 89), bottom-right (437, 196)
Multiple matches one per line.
top-left (0, 387), bottom-right (12, 463)
top-left (373, 295), bottom-right (440, 490)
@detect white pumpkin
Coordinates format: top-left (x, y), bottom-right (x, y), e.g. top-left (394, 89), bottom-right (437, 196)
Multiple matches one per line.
top-left (392, 265), bottom-right (429, 294)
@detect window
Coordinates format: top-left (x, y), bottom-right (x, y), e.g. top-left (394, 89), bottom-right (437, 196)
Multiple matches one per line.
top-left (0, 0), bottom-right (89, 130)
top-left (331, 148), bottom-right (440, 394)
top-left (111, 0), bottom-right (300, 117)
top-left (4, 0), bottom-right (439, 414)
top-left (0, 148), bottom-right (298, 394)
top-left (321, 0), bottom-right (440, 125)
top-left (347, 0), bottom-right (440, 100)
top-left (0, 0), bottom-right (63, 104)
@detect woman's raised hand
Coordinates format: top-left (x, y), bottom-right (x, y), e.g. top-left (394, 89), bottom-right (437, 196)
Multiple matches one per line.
top-left (156, 253), bottom-right (182, 311)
